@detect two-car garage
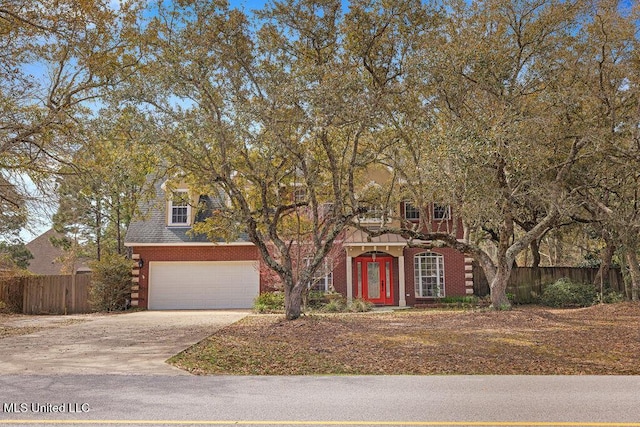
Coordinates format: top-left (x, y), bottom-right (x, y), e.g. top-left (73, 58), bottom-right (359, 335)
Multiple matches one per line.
top-left (147, 261), bottom-right (260, 310)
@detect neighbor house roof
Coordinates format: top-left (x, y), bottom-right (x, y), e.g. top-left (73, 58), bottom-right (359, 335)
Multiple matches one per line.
top-left (25, 229), bottom-right (90, 275)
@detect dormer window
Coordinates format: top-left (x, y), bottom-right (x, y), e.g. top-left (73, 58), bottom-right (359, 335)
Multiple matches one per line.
top-left (169, 191), bottom-right (191, 226)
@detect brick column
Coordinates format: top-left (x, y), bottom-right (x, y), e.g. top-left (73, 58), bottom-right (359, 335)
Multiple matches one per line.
top-left (130, 253), bottom-right (141, 307)
top-left (464, 257), bottom-right (474, 295)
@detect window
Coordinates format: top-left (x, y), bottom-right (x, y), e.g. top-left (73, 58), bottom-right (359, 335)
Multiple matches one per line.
top-left (169, 191), bottom-right (191, 226)
top-left (358, 205), bottom-right (386, 223)
top-left (433, 204), bottom-right (451, 220)
top-left (293, 188), bottom-right (306, 203)
top-left (404, 202), bottom-right (420, 221)
top-left (414, 252), bottom-right (445, 298)
top-left (319, 203), bottom-right (334, 219)
top-left (305, 258), bottom-right (334, 292)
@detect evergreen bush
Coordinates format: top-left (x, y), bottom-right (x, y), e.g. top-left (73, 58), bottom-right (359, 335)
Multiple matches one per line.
top-left (540, 278), bottom-right (597, 308)
top-left (89, 254), bottom-right (132, 311)
top-left (253, 291), bottom-right (285, 313)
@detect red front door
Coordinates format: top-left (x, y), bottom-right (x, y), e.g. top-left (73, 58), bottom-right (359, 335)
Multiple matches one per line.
top-left (358, 256), bottom-right (394, 305)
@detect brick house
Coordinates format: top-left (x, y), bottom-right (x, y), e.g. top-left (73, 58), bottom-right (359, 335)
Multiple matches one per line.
top-left (124, 178), bottom-right (472, 310)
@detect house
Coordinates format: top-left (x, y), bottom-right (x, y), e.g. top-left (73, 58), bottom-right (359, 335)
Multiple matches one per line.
top-left (25, 229), bottom-right (91, 275)
top-left (124, 175), bottom-right (473, 310)
top-left (124, 181), bottom-right (260, 309)
top-left (335, 165), bottom-right (473, 308)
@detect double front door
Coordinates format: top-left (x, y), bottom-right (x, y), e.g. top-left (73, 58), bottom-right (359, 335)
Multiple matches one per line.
top-left (357, 256), bottom-right (394, 305)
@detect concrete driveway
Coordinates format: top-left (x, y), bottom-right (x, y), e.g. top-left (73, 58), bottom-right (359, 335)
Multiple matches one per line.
top-left (0, 310), bottom-right (248, 375)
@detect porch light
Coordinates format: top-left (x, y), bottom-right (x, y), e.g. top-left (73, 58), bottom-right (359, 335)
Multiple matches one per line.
top-left (138, 258), bottom-right (144, 269)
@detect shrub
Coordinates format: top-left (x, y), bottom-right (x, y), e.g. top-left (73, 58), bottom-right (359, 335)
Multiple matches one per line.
top-left (89, 254), bottom-right (132, 312)
top-left (321, 296), bottom-right (347, 312)
top-left (253, 292), bottom-right (285, 313)
top-left (348, 298), bottom-right (374, 312)
top-left (440, 295), bottom-right (479, 305)
top-left (305, 290), bottom-right (328, 309)
top-left (601, 289), bottom-right (625, 304)
top-left (540, 278), bottom-right (597, 308)
top-left (254, 291), bottom-right (373, 314)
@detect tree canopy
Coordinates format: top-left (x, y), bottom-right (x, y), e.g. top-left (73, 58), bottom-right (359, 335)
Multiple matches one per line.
top-left (4, 0), bottom-right (640, 313)
top-left (0, 0), bottom-right (143, 240)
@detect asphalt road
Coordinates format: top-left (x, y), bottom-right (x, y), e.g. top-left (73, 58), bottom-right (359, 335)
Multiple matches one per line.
top-left (1, 375), bottom-right (639, 427)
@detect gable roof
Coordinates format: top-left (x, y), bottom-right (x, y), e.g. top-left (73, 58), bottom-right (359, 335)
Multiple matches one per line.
top-left (25, 229), bottom-right (90, 275)
top-left (124, 181), bottom-right (251, 246)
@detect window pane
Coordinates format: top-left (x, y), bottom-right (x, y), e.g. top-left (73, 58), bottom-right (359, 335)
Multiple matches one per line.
top-left (433, 204), bottom-right (450, 220)
top-left (171, 191), bottom-right (189, 225)
top-left (172, 207), bottom-right (188, 224)
top-left (367, 262), bottom-right (380, 299)
top-left (307, 258), bottom-right (333, 292)
top-left (385, 261), bottom-right (391, 298)
top-left (404, 202), bottom-right (420, 220)
top-left (414, 253), bottom-right (445, 298)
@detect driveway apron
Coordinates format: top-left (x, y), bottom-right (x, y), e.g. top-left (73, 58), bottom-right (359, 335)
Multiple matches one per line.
top-left (0, 310), bottom-right (248, 375)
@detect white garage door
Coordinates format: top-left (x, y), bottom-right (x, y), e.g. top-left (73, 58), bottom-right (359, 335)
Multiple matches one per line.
top-left (148, 261), bottom-right (259, 309)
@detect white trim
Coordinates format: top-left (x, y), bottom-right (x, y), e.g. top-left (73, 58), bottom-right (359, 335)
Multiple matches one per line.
top-left (304, 258), bottom-right (334, 292)
top-left (398, 255), bottom-right (406, 307)
top-left (124, 242), bottom-right (255, 247)
top-left (168, 190), bottom-right (192, 226)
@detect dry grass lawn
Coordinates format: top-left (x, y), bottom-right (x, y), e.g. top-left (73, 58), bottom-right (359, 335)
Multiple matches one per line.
top-left (169, 302), bottom-right (640, 375)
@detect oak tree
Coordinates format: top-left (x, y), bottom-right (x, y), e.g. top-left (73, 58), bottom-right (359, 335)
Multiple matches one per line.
top-left (136, 0), bottom-right (376, 319)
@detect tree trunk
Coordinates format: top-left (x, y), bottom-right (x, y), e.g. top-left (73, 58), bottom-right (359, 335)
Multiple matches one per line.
top-left (593, 234), bottom-right (614, 288)
top-left (116, 198), bottom-right (122, 255)
top-left (530, 239), bottom-right (541, 268)
top-left (625, 251), bottom-right (640, 302)
top-left (284, 280), bottom-right (304, 320)
top-left (530, 239), bottom-right (542, 295)
top-left (489, 259), bottom-right (512, 309)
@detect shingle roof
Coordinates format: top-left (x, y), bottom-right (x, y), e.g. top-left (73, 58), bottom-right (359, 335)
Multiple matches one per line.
top-left (124, 181), bottom-right (250, 245)
top-left (25, 229), bottom-right (90, 274)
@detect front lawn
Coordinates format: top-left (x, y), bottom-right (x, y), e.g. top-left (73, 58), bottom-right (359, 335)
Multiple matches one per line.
top-left (169, 303), bottom-right (640, 375)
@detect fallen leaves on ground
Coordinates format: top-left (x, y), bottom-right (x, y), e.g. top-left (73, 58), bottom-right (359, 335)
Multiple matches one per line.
top-left (169, 303), bottom-right (640, 375)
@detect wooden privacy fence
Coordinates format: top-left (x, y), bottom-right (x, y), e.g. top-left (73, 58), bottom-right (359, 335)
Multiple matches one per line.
top-left (473, 265), bottom-right (625, 303)
top-left (0, 274), bottom-right (93, 315)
